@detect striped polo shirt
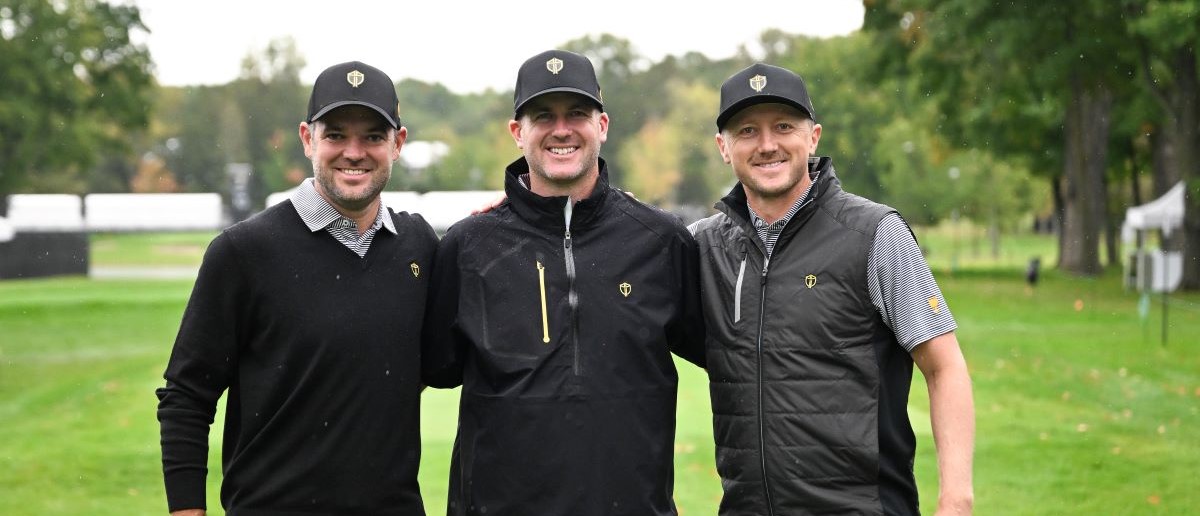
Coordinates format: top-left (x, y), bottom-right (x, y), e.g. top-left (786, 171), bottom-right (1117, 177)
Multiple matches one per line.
top-left (747, 171), bottom-right (956, 351)
top-left (290, 178), bottom-right (396, 257)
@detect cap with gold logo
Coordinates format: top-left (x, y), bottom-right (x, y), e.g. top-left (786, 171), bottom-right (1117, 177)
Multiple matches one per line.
top-left (513, 50), bottom-right (604, 116)
top-left (716, 62), bottom-right (816, 130)
top-left (307, 61), bottom-right (401, 128)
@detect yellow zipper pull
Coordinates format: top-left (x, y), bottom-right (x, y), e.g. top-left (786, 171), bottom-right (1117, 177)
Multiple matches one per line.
top-left (537, 261), bottom-right (550, 343)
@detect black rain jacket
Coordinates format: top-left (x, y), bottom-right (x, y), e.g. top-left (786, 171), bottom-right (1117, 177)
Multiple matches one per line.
top-left (423, 157), bottom-right (705, 516)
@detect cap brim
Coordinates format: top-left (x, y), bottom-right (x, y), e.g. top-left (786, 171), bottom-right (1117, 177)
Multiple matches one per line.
top-left (514, 87), bottom-right (604, 115)
top-left (310, 100), bottom-right (400, 128)
top-left (717, 95), bottom-right (812, 130)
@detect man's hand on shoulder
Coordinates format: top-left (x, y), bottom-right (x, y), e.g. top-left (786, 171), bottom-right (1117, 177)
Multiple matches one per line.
top-left (471, 194), bottom-right (507, 215)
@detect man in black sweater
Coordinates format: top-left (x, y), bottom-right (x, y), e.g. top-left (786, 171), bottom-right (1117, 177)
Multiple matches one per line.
top-left (156, 61), bottom-right (437, 516)
top-left (422, 50), bottom-right (705, 516)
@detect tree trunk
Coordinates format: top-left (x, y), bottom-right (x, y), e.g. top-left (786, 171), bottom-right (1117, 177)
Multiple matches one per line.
top-left (1165, 48), bottom-right (1200, 289)
top-left (1053, 175), bottom-right (1066, 266)
top-left (1104, 170), bottom-right (1121, 268)
top-left (1059, 82), bottom-right (1111, 275)
top-left (1141, 44), bottom-right (1200, 289)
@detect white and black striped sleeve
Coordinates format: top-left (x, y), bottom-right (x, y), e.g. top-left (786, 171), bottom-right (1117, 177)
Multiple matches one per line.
top-left (866, 213), bottom-right (957, 352)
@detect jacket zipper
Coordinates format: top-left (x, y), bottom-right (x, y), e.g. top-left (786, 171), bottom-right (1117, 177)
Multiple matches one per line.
top-left (537, 261), bottom-right (550, 343)
top-left (563, 200), bottom-right (581, 375)
top-left (756, 257), bottom-right (775, 516)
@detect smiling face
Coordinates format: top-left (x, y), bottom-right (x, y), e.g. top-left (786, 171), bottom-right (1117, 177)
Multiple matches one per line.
top-left (299, 105), bottom-right (406, 216)
top-left (509, 92), bottom-right (608, 196)
top-left (716, 102), bottom-right (821, 205)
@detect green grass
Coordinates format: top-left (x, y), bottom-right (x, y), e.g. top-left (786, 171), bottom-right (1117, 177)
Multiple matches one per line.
top-left (90, 232), bottom-right (217, 267)
top-left (3, 231), bottom-right (1198, 514)
top-left (914, 221), bottom-right (1059, 271)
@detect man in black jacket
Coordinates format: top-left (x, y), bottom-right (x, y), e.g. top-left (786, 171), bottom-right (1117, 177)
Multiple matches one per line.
top-left (422, 49), bottom-right (706, 516)
top-left (689, 63), bottom-right (975, 515)
top-left (156, 61), bottom-right (435, 515)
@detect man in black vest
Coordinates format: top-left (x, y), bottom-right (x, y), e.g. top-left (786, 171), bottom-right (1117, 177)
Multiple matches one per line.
top-left (689, 63), bottom-right (975, 515)
top-left (422, 49), bottom-right (705, 516)
top-left (156, 61), bottom-right (436, 515)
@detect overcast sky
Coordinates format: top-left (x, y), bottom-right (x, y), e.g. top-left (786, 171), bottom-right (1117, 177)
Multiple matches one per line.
top-left (125, 1), bottom-right (864, 94)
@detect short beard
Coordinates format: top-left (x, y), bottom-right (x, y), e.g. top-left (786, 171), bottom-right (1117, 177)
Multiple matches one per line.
top-left (313, 163), bottom-right (392, 212)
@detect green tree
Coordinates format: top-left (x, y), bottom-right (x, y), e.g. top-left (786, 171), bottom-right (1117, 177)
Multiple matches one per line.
top-left (229, 37), bottom-right (307, 204)
top-left (162, 85), bottom-right (235, 192)
top-left (619, 79), bottom-right (725, 208)
top-left (1125, 0), bottom-right (1200, 288)
top-left (864, 0), bottom-right (1131, 276)
top-left (0, 0), bottom-right (153, 210)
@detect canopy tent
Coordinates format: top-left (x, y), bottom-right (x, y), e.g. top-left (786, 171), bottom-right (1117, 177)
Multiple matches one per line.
top-left (1122, 180), bottom-right (1185, 243)
top-left (1122, 181), bottom-right (1185, 294)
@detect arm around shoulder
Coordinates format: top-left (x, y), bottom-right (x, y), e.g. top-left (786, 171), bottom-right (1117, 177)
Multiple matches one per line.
top-left (421, 227), bottom-right (467, 388)
top-left (668, 228), bottom-right (706, 368)
top-left (912, 331), bottom-right (975, 515)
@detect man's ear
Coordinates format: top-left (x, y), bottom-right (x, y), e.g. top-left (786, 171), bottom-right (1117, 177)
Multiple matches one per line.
top-left (393, 126), bottom-right (408, 160)
top-left (508, 119), bottom-right (524, 149)
top-left (715, 132), bottom-right (732, 164)
top-left (597, 112), bottom-right (609, 144)
top-left (299, 122), bottom-right (316, 158)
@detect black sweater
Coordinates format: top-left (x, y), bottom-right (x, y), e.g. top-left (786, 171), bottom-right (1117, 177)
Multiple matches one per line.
top-left (157, 201), bottom-right (436, 515)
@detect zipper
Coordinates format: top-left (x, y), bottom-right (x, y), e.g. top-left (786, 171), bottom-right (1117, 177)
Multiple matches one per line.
top-left (734, 258), bottom-right (747, 322)
top-left (563, 199), bottom-right (581, 375)
top-left (756, 257), bottom-right (775, 516)
top-left (537, 261), bottom-right (549, 343)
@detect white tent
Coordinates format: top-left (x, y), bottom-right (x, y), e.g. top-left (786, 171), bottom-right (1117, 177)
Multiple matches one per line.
top-left (1122, 181), bottom-right (1185, 292)
top-left (1122, 180), bottom-right (1185, 243)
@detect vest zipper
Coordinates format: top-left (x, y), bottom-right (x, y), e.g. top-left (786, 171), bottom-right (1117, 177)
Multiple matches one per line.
top-left (537, 261), bottom-right (550, 343)
top-left (563, 200), bottom-right (581, 375)
top-left (756, 257), bottom-right (776, 516)
top-left (734, 258), bottom-right (747, 323)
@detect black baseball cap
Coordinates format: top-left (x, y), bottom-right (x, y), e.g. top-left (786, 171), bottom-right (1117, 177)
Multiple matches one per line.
top-left (716, 63), bottom-right (816, 130)
top-left (513, 50), bottom-right (604, 116)
top-left (307, 61), bottom-right (401, 128)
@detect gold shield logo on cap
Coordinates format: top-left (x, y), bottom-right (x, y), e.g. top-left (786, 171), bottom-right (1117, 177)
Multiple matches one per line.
top-left (410, 262), bottom-right (420, 278)
top-left (619, 282), bottom-right (632, 297)
top-left (546, 57), bottom-right (564, 75)
top-left (347, 70), bottom-right (365, 88)
top-left (805, 274), bottom-right (816, 289)
top-left (749, 74), bottom-right (767, 92)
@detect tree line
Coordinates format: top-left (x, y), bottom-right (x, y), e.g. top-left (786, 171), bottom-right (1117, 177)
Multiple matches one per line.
top-left (1, 0), bottom-right (1197, 288)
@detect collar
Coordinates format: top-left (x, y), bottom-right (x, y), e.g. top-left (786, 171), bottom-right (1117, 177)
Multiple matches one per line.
top-left (502, 156), bottom-right (613, 230)
top-left (717, 156), bottom-right (839, 229)
top-left (290, 178), bottom-right (397, 235)
top-left (747, 169), bottom-right (822, 230)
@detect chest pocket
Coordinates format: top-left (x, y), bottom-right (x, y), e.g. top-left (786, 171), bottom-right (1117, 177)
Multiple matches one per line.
top-left (465, 241), bottom-right (561, 364)
top-left (701, 241), bottom-right (757, 344)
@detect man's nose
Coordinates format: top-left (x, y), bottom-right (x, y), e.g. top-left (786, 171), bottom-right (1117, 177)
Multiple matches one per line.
top-left (756, 131), bottom-right (780, 152)
top-left (343, 137), bottom-right (367, 160)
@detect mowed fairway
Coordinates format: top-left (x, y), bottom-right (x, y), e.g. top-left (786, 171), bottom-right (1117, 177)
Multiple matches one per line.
top-left (1, 231), bottom-right (1197, 514)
